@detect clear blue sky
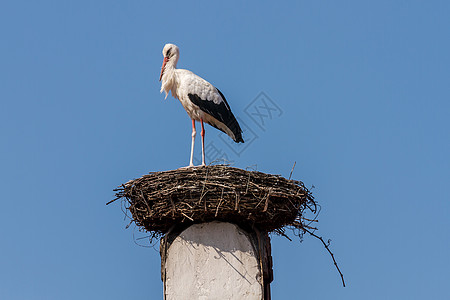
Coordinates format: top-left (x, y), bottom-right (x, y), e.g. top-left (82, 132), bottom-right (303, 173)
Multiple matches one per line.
top-left (1, 1), bottom-right (449, 299)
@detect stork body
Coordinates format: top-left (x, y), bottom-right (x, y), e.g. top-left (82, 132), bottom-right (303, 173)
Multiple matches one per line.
top-left (159, 43), bottom-right (244, 167)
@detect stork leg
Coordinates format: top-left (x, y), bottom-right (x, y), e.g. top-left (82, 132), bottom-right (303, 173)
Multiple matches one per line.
top-left (200, 119), bottom-right (206, 166)
top-left (189, 119), bottom-right (196, 167)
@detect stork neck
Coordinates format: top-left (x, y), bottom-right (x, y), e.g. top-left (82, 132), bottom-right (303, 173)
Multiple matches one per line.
top-left (160, 60), bottom-right (178, 99)
top-left (165, 61), bottom-right (176, 75)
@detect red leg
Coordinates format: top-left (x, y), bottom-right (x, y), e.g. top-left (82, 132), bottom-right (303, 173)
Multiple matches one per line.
top-left (200, 119), bottom-right (205, 166)
top-left (189, 119), bottom-right (196, 167)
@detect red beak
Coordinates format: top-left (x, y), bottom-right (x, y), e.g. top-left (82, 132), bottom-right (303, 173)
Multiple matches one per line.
top-left (159, 57), bottom-right (169, 81)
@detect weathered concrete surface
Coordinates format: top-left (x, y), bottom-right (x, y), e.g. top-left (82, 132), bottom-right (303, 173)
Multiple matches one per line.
top-left (164, 222), bottom-right (263, 300)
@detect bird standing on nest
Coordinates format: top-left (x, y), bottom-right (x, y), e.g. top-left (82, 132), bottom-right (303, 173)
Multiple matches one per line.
top-left (159, 43), bottom-right (244, 167)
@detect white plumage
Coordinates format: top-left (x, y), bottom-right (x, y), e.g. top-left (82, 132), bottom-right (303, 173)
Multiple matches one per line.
top-left (159, 43), bottom-right (243, 167)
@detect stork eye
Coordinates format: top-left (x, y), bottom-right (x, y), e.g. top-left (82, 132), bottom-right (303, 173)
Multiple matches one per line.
top-left (166, 49), bottom-right (172, 57)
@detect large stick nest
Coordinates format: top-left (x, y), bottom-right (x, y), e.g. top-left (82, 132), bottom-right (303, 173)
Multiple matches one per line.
top-left (113, 165), bottom-right (316, 236)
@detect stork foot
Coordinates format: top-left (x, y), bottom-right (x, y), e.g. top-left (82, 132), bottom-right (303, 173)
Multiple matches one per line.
top-left (179, 163), bottom-right (207, 169)
top-left (179, 164), bottom-right (195, 169)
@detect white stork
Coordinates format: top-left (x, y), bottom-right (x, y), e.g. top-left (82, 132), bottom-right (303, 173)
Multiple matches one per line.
top-left (159, 43), bottom-right (244, 167)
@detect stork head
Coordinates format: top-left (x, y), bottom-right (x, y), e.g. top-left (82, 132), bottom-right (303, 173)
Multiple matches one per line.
top-left (159, 43), bottom-right (179, 81)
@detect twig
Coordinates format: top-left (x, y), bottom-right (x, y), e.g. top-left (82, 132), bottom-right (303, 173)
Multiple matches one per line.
top-left (106, 197), bottom-right (120, 205)
top-left (234, 193), bottom-right (240, 211)
top-left (304, 228), bottom-right (346, 287)
top-left (169, 195), bottom-right (176, 217)
top-left (302, 217), bottom-right (319, 223)
top-left (215, 188), bottom-right (225, 217)
top-left (275, 228), bottom-right (292, 241)
top-left (289, 161), bottom-right (296, 180)
top-left (199, 166), bottom-right (210, 204)
top-left (263, 189), bottom-right (271, 212)
top-left (244, 171), bottom-right (251, 195)
top-left (181, 212), bottom-right (194, 222)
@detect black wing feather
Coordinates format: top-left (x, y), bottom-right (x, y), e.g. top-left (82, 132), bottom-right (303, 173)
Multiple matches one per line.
top-left (188, 88), bottom-right (244, 143)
